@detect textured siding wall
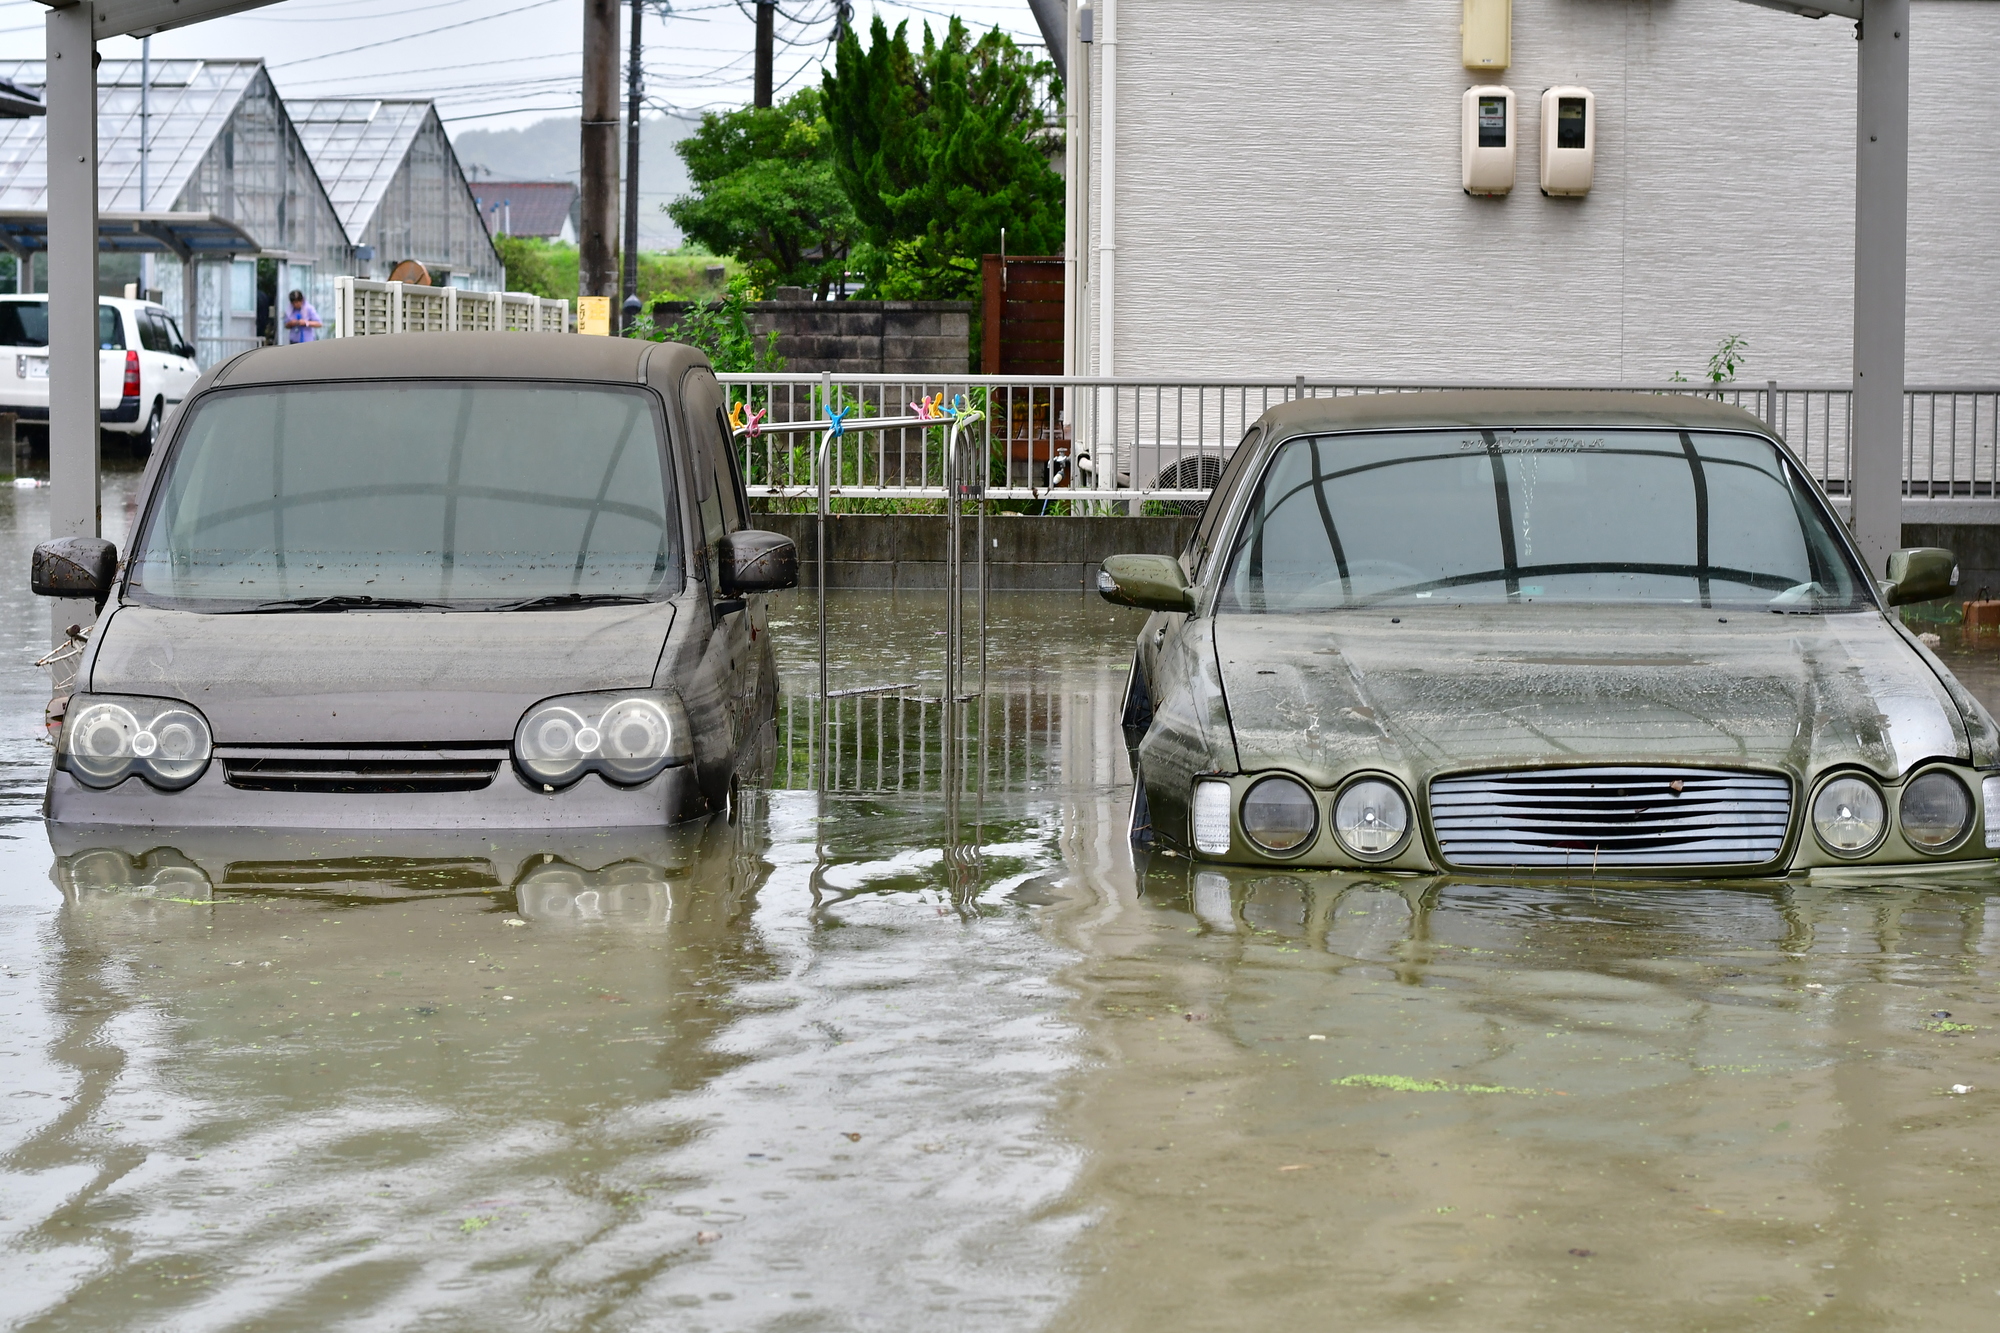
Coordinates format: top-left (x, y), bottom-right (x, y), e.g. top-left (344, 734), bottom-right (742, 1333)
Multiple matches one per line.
top-left (1083, 0), bottom-right (2000, 383)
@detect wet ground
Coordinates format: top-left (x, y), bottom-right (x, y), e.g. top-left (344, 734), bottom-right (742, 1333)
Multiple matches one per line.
top-left (5, 474), bottom-right (2000, 1330)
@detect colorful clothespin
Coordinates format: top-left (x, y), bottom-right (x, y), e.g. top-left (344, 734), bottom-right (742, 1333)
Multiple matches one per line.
top-left (909, 391), bottom-right (944, 421)
top-left (824, 403), bottom-right (853, 437)
top-left (729, 401), bottom-right (768, 437)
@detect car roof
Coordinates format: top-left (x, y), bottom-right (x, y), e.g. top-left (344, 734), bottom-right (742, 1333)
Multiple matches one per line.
top-left (209, 331), bottom-right (706, 388)
top-left (1254, 389), bottom-right (1774, 437)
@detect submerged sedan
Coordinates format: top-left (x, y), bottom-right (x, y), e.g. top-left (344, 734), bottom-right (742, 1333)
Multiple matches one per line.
top-left (1100, 391), bottom-right (1995, 874)
top-left (33, 332), bottom-right (796, 829)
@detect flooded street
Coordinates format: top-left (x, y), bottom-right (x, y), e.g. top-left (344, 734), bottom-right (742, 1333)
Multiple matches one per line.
top-left (5, 479), bottom-right (2000, 1330)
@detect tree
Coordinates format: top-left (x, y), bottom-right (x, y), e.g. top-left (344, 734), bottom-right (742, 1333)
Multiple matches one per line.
top-left (822, 16), bottom-right (1064, 300)
top-left (493, 234), bottom-right (575, 299)
top-left (667, 88), bottom-right (856, 298)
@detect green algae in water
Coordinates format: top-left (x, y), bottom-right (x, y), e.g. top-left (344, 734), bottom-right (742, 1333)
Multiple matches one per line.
top-left (1332, 1074), bottom-right (1539, 1095)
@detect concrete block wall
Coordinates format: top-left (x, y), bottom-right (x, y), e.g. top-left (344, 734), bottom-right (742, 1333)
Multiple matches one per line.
top-left (758, 513), bottom-right (1199, 592)
top-left (651, 298), bottom-right (972, 376)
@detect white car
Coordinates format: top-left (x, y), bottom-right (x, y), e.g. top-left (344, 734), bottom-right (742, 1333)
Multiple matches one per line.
top-left (0, 295), bottom-right (202, 453)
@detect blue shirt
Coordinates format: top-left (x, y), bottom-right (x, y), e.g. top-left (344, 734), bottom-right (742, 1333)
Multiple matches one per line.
top-left (285, 302), bottom-right (321, 343)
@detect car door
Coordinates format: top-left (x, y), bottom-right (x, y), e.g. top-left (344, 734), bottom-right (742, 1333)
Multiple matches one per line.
top-left (680, 367), bottom-right (757, 772)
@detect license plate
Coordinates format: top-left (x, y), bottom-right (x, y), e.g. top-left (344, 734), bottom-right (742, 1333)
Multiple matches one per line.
top-left (23, 357), bottom-right (46, 379)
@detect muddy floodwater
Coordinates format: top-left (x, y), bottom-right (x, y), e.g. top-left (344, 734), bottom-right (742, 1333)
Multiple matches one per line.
top-left (5, 476), bottom-right (2000, 1331)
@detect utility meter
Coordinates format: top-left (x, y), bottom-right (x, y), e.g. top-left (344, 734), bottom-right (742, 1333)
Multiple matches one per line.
top-left (1462, 0), bottom-right (1510, 70)
top-left (1461, 85), bottom-right (1516, 196)
top-left (1539, 86), bottom-right (1595, 196)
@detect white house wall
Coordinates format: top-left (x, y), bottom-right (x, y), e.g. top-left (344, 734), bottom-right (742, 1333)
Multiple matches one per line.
top-left (1081, 0), bottom-right (2000, 383)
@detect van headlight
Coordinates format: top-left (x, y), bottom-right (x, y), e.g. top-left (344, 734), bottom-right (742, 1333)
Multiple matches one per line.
top-left (513, 690), bottom-right (693, 789)
top-left (1811, 774), bottom-right (1887, 856)
top-left (58, 694), bottom-right (212, 791)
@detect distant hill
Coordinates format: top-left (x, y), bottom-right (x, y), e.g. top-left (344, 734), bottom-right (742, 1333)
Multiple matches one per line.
top-left (452, 113), bottom-right (700, 250)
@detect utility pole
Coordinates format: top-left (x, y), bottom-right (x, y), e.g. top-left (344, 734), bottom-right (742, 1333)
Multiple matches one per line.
top-left (622, 0), bottom-right (643, 331)
top-left (754, 0), bottom-right (774, 107)
top-left (580, 0), bottom-right (621, 304)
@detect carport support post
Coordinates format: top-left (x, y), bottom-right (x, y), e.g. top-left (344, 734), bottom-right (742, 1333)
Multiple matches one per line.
top-left (45, 2), bottom-right (99, 651)
top-left (1848, 0), bottom-right (1909, 579)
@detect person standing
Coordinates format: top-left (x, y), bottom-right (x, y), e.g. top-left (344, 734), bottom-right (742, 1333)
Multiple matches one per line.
top-left (283, 289), bottom-right (322, 344)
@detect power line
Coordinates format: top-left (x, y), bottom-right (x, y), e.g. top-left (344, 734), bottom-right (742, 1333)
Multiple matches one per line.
top-left (268, 0), bottom-right (568, 70)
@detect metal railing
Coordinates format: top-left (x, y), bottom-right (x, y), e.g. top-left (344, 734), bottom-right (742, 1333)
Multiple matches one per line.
top-left (717, 374), bottom-right (2000, 503)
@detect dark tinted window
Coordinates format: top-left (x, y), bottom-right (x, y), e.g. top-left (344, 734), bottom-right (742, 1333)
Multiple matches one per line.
top-left (0, 301), bottom-right (46, 347)
top-left (162, 313), bottom-right (192, 359)
top-left (99, 305), bottom-right (124, 350)
top-left (138, 308), bottom-right (173, 353)
top-left (130, 382), bottom-right (681, 606)
top-left (1217, 429), bottom-right (1867, 613)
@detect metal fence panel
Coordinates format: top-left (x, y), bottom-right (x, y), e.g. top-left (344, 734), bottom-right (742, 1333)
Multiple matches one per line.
top-left (718, 374), bottom-right (1999, 503)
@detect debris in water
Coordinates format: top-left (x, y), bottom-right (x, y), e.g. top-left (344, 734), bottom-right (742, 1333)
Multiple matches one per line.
top-left (1569, 1248), bottom-right (1594, 1258)
top-left (1919, 632), bottom-right (1943, 649)
top-left (1333, 1074), bottom-right (1539, 1095)
top-left (1950, 1084), bottom-right (1974, 1095)
top-left (1307, 1034), bottom-right (1327, 1041)
top-left (505, 919), bottom-right (527, 927)
top-left (696, 1230), bottom-right (722, 1244)
top-left (844, 1132), bottom-right (862, 1142)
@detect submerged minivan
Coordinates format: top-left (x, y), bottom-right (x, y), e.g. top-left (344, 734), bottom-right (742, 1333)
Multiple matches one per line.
top-left (32, 333), bottom-right (797, 829)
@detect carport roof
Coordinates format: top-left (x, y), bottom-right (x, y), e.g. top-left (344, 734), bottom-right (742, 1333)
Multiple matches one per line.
top-left (0, 208), bottom-right (259, 257)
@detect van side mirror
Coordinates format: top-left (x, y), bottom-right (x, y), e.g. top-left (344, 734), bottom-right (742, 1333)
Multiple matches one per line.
top-left (1098, 553), bottom-right (1194, 613)
top-left (1882, 547), bottom-right (1957, 607)
top-left (720, 529), bottom-right (798, 593)
top-left (32, 537), bottom-right (117, 605)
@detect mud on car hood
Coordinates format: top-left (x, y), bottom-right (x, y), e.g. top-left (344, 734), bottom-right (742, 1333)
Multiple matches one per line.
top-left (87, 602), bottom-right (678, 744)
top-left (1215, 605), bottom-right (1991, 786)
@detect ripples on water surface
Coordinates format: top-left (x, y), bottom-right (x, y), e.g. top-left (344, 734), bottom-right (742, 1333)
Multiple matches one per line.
top-left (4, 483), bottom-right (2000, 1330)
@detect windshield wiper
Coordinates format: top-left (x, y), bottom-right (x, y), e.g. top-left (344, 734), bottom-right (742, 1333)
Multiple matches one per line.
top-left (485, 593), bottom-right (654, 612)
top-left (226, 594), bottom-right (455, 613)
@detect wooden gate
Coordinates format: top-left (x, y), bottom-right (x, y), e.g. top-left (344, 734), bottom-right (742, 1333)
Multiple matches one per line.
top-left (980, 255), bottom-right (1066, 487)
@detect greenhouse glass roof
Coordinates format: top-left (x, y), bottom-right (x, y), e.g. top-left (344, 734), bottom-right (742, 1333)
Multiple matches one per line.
top-left (288, 99), bottom-right (431, 236)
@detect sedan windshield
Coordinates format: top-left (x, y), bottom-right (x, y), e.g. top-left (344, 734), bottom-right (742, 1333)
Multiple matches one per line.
top-left (1216, 428), bottom-right (1869, 612)
top-left (128, 381), bottom-right (680, 608)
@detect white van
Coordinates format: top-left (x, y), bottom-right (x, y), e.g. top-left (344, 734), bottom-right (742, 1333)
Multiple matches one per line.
top-left (0, 295), bottom-right (202, 452)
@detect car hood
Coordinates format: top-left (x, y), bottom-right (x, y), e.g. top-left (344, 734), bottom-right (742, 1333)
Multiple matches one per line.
top-left (1214, 605), bottom-right (1979, 786)
top-left (87, 602), bottom-right (678, 744)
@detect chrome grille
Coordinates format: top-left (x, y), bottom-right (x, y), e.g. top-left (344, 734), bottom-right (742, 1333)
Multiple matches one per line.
top-left (1428, 766), bottom-right (1793, 869)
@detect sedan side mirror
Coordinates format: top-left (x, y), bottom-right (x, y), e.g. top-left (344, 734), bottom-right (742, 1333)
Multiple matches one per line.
top-left (1881, 547), bottom-right (1957, 607)
top-left (720, 529), bottom-right (798, 593)
top-left (32, 537), bottom-right (117, 606)
top-left (1098, 554), bottom-right (1194, 613)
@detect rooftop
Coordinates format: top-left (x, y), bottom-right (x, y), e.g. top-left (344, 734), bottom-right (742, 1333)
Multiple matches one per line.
top-left (287, 98), bottom-right (434, 236)
top-left (0, 59), bottom-right (265, 212)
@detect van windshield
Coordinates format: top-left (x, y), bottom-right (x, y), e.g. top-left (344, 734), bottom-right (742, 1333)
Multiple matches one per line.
top-left (1215, 428), bottom-right (1870, 613)
top-left (128, 381), bottom-right (681, 608)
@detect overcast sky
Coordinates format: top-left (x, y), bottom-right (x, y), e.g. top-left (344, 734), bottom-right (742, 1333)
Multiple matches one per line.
top-left (0, 0), bottom-right (1047, 134)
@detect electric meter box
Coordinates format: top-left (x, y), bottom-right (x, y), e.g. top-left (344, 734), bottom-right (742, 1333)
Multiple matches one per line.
top-left (1462, 0), bottom-right (1510, 71)
top-left (1461, 86), bottom-right (1516, 196)
top-left (1539, 86), bottom-right (1595, 196)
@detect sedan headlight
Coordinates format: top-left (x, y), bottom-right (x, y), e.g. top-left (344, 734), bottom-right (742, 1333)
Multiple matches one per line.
top-left (58, 694), bottom-right (212, 791)
top-left (514, 690), bottom-right (693, 789)
top-left (1811, 774), bottom-right (1887, 856)
top-left (1900, 770), bottom-right (1973, 852)
top-left (1333, 777), bottom-right (1411, 858)
top-left (1240, 775), bottom-right (1318, 854)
